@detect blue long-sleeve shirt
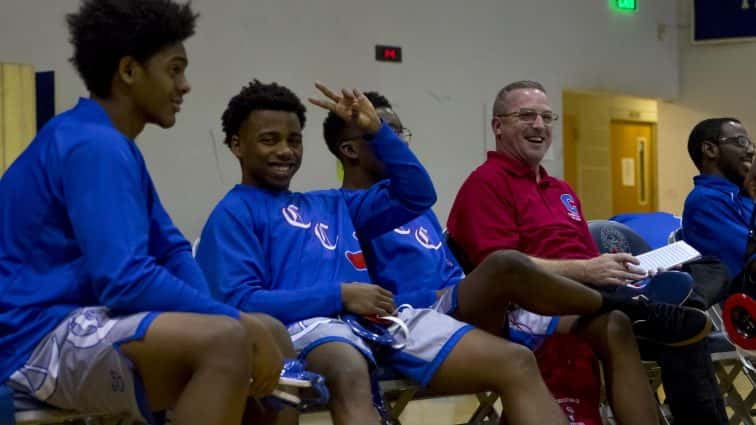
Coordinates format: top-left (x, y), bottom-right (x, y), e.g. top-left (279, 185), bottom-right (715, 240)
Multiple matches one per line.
top-left (359, 209), bottom-right (464, 308)
top-left (0, 98), bottom-right (238, 383)
top-left (196, 123), bottom-right (436, 324)
top-left (682, 174), bottom-right (754, 277)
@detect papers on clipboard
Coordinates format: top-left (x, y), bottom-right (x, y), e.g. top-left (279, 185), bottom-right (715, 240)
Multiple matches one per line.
top-left (635, 241), bottom-right (701, 273)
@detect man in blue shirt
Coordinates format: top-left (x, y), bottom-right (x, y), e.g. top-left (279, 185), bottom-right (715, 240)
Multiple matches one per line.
top-left (0, 1), bottom-right (291, 424)
top-left (680, 118), bottom-right (756, 424)
top-left (327, 90), bottom-right (715, 425)
top-left (683, 117), bottom-right (754, 281)
top-left (197, 80), bottom-right (574, 425)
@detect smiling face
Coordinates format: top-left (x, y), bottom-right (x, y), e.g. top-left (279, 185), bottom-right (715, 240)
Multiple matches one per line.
top-left (230, 109), bottom-right (303, 191)
top-left (491, 88), bottom-right (553, 169)
top-left (714, 121), bottom-right (754, 186)
top-left (130, 42), bottom-right (191, 128)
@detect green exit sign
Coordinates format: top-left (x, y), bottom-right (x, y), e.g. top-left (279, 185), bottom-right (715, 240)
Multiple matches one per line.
top-left (614, 0), bottom-right (637, 11)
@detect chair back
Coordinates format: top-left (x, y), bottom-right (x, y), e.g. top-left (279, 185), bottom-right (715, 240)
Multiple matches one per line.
top-left (587, 220), bottom-right (651, 256)
top-left (668, 227), bottom-right (684, 244)
top-left (609, 212), bottom-right (681, 250)
top-left (442, 230), bottom-right (475, 274)
top-left (0, 385), bottom-right (15, 425)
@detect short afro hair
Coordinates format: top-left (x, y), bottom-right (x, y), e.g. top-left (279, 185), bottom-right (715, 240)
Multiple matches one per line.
top-left (687, 117), bottom-right (741, 170)
top-left (67, 0), bottom-right (198, 98)
top-left (323, 91), bottom-right (392, 158)
top-left (221, 79), bottom-right (307, 146)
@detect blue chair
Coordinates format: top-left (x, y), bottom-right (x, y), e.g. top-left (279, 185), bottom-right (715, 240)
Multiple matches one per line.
top-left (609, 212), bottom-right (681, 250)
top-left (442, 231), bottom-right (474, 275)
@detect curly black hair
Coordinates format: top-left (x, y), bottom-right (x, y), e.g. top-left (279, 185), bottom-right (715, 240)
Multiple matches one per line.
top-left (67, 0), bottom-right (198, 98)
top-left (688, 117), bottom-right (742, 170)
top-left (323, 91), bottom-right (391, 158)
top-left (221, 80), bottom-right (307, 147)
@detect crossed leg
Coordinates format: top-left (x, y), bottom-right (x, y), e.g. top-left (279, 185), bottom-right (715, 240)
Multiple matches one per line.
top-left (453, 250), bottom-right (604, 335)
top-left (453, 250), bottom-right (658, 425)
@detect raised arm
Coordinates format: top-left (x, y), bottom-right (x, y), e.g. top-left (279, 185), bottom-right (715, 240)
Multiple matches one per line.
top-left (309, 82), bottom-right (436, 239)
top-left (343, 123), bottom-right (437, 239)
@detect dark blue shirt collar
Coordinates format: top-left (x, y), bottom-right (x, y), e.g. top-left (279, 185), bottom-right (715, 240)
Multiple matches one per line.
top-left (693, 174), bottom-right (743, 195)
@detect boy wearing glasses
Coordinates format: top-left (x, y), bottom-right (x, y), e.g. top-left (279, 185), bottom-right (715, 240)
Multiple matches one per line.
top-left (448, 81), bottom-right (725, 425)
top-left (683, 118), bottom-right (755, 284)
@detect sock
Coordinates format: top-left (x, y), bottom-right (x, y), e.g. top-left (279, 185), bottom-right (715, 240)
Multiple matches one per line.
top-left (598, 290), bottom-right (645, 320)
top-left (598, 290), bottom-right (628, 313)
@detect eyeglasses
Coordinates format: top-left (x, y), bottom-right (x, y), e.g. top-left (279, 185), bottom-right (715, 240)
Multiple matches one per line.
top-left (496, 108), bottom-right (559, 126)
top-left (714, 135), bottom-right (754, 150)
top-left (389, 125), bottom-right (412, 142)
top-left (342, 126), bottom-right (412, 143)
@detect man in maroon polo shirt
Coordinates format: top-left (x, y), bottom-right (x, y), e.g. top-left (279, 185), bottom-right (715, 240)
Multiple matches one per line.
top-left (447, 80), bottom-right (727, 425)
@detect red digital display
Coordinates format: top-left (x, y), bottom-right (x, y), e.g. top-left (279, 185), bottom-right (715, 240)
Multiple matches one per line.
top-left (375, 45), bottom-right (402, 63)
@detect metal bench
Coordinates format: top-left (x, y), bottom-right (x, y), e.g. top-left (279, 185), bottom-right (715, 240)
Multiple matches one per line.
top-left (0, 387), bottom-right (124, 425)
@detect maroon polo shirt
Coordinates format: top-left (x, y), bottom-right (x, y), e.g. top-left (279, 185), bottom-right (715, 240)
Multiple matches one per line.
top-left (447, 151), bottom-right (600, 266)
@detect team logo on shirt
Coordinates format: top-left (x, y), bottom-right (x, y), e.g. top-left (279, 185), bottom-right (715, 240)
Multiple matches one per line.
top-left (415, 226), bottom-right (443, 250)
top-left (345, 250), bottom-right (367, 270)
top-left (282, 205), bottom-right (312, 229)
top-left (314, 222), bottom-right (339, 250)
top-left (560, 194), bottom-right (582, 222)
top-left (68, 308), bottom-right (117, 348)
top-left (394, 226), bottom-right (411, 235)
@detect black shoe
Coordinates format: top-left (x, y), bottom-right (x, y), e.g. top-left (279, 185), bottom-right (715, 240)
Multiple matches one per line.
top-left (622, 296), bottom-right (712, 347)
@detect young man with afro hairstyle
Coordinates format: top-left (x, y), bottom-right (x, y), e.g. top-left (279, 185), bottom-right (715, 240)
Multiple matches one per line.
top-left (0, 1), bottom-right (293, 424)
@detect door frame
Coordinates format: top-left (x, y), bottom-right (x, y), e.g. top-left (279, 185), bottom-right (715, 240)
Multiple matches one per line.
top-left (610, 119), bottom-right (658, 213)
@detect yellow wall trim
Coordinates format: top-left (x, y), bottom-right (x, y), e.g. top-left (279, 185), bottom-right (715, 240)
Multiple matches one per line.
top-left (1, 63), bottom-right (36, 174)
